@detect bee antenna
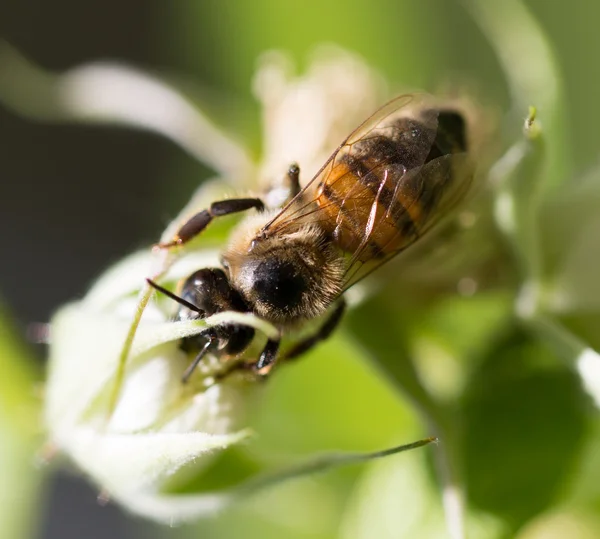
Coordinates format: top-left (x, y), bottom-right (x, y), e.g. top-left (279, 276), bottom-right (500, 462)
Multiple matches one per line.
top-left (146, 278), bottom-right (203, 314)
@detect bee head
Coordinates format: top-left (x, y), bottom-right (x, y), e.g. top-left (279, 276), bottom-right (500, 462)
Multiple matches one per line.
top-left (175, 268), bottom-right (249, 321)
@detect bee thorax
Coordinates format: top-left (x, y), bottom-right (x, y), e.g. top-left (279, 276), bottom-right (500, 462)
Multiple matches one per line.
top-left (222, 227), bottom-right (345, 325)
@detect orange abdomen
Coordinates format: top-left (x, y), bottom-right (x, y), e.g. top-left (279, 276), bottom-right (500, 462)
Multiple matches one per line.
top-left (316, 158), bottom-right (424, 261)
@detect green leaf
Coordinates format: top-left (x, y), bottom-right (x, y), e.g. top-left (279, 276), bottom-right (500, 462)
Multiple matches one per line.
top-left (341, 446), bottom-right (506, 539)
top-left (249, 333), bottom-right (421, 458)
top-left (340, 449), bottom-right (448, 539)
top-left (346, 296), bottom-right (468, 538)
top-left (413, 292), bottom-right (514, 401)
top-left (462, 325), bottom-right (590, 531)
top-left (515, 509), bottom-right (600, 539)
top-left (565, 417), bottom-right (600, 509)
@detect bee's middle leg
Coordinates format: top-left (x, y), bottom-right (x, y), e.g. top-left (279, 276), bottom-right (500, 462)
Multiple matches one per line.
top-left (286, 163), bottom-right (301, 200)
top-left (158, 197), bottom-right (265, 248)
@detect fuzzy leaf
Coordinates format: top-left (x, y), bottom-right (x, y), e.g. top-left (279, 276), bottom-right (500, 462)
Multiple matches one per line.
top-left (112, 437), bottom-right (435, 524)
top-left (65, 427), bottom-right (251, 495)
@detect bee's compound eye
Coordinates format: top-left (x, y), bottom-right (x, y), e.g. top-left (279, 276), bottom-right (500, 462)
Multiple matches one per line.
top-left (178, 268), bottom-right (232, 318)
top-left (252, 259), bottom-right (307, 311)
top-left (186, 268), bottom-right (227, 293)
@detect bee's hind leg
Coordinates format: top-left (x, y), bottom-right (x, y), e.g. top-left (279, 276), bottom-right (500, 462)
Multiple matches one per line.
top-left (282, 300), bottom-right (346, 361)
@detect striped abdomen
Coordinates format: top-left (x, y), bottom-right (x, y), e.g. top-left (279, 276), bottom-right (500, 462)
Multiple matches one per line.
top-left (315, 110), bottom-right (468, 261)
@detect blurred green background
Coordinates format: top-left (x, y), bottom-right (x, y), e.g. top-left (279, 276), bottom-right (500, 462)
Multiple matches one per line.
top-left (2, 1), bottom-right (600, 538)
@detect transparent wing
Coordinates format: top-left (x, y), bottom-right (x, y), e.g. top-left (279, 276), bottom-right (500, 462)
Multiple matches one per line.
top-left (340, 152), bottom-right (473, 291)
top-left (259, 93), bottom-right (472, 293)
top-left (261, 94), bottom-right (436, 234)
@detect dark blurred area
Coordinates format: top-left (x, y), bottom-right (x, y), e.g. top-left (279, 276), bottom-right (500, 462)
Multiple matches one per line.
top-left (0, 3), bottom-right (193, 538)
top-left (0, 1), bottom-right (190, 328)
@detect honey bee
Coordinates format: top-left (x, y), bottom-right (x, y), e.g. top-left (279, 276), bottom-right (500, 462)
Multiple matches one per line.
top-left (149, 94), bottom-right (474, 382)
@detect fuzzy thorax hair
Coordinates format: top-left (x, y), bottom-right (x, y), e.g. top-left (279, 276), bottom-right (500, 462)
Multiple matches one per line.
top-left (222, 212), bottom-right (345, 325)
